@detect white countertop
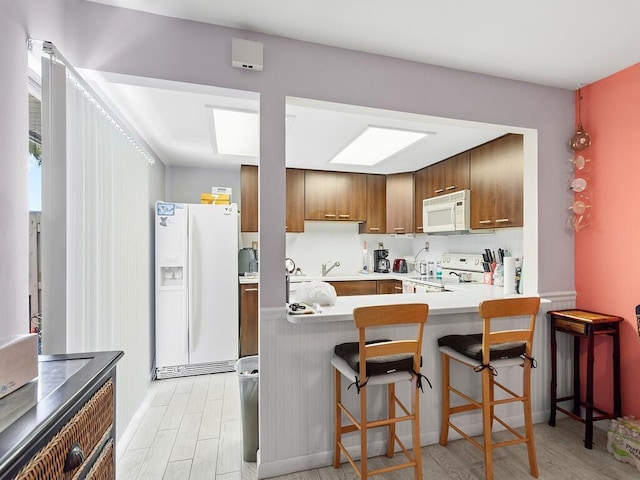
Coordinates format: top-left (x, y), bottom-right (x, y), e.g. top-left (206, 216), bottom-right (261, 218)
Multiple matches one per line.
top-left (239, 271), bottom-right (450, 285)
top-left (286, 283), bottom-right (530, 323)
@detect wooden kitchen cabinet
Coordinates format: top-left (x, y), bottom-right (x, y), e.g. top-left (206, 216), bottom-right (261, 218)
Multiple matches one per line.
top-left (328, 280), bottom-right (377, 296)
top-left (470, 134), bottom-right (523, 229)
top-left (413, 166), bottom-right (428, 233)
top-left (304, 170), bottom-right (366, 221)
top-left (240, 165), bottom-right (258, 232)
top-left (239, 283), bottom-right (259, 357)
top-left (359, 174), bottom-right (386, 234)
top-left (242, 166), bottom-right (305, 233)
top-left (286, 168), bottom-right (305, 233)
top-left (377, 279), bottom-right (403, 294)
top-left (425, 152), bottom-right (470, 198)
top-left (386, 172), bottom-right (414, 234)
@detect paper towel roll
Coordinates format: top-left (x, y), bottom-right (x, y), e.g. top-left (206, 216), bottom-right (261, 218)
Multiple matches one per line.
top-left (503, 257), bottom-right (516, 295)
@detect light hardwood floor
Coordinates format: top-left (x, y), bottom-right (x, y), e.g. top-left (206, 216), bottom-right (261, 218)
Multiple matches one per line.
top-left (117, 372), bottom-right (637, 480)
top-left (117, 372), bottom-right (257, 480)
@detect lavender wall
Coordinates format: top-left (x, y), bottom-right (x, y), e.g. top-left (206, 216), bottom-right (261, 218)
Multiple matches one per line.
top-left (0, 2), bottom-right (574, 325)
top-left (63, 1), bottom-right (575, 308)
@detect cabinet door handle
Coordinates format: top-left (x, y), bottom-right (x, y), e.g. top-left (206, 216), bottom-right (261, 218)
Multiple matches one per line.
top-left (478, 220), bottom-right (492, 224)
top-left (369, 227), bottom-right (380, 231)
top-left (393, 227), bottom-right (405, 231)
top-left (338, 214), bottom-right (350, 218)
top-left (324, 213), bottom-right (336, 218)
top-left (434, 188), bottom-right (444, 194)
top-left (244, 288), bottom-right (258, 292)
top-left (64, 443), bottom-right (85, 472)
top-left (416, 226), bottom-right (423, 231)
top-left (445, 185), bottom-right (456, 190)
top-left (394, 286), bottom-right (403, 291)
top-left (495, 218), bottom-right (510, 223)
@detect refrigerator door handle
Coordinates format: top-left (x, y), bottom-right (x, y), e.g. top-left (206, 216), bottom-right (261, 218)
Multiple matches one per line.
top-left (187, 210), bottom-right (195, 355)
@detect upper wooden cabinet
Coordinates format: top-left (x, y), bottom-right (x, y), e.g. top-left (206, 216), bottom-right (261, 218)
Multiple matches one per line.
top-left (240, 165), bottom-right (258, 232)
top-left (304, 170), bottom-right (367, 221)
top-left (425, 152), bottom-right (470, 198)
top-left (359, 174), bottom-right (386, 234)
top-left (386, 172), bottom-right (414, 234)
top-left (470, 134), bottom-right (523, 229)
top-left (286, 169), bottom-right (305, 233)
top-left (241, 166), bottom-right (306, 233)
top-left (413, 167), bottom-right (428, 234)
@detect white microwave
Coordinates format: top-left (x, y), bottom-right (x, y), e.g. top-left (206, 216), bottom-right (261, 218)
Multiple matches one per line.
top-left (423, 189), bottom-right (471, 233)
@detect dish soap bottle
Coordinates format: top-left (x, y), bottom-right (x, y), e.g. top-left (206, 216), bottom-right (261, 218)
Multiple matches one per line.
top-left (362, 241), bottom-right (368, 272)
top-left (493, 263), bottom-right (504, 287)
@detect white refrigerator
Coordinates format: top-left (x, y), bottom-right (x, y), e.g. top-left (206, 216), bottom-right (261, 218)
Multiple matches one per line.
top-left (155, 202), bottom-right (239, 378)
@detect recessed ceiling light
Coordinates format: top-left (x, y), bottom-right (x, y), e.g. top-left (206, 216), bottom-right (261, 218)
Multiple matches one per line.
top-left (330, 126), bottom-right (430, 166)
top-left (211, 108), bottom-right (259, 157)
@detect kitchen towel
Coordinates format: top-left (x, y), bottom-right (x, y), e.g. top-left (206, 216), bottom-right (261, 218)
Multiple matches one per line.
top-left (503, 257), bottom-right (516, 295)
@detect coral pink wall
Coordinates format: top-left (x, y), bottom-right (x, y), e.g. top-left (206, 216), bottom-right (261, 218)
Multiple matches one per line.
top-left (575, 64), bottom-right (640, 417)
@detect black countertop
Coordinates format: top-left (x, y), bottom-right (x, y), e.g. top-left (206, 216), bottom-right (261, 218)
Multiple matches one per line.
top-left (0, 351), bottom-right (123, 477)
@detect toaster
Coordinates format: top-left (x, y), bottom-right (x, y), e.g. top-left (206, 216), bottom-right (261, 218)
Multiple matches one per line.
top-left (392, 258), bottom-right (408, 273)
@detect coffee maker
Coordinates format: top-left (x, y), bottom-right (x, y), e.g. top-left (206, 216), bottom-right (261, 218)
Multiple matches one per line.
top-left (373, 249), bottom-right (390, 273)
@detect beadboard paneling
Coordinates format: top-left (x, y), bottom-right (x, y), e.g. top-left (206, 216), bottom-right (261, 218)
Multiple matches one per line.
top-left (258, 292), bottom-right (576, 478)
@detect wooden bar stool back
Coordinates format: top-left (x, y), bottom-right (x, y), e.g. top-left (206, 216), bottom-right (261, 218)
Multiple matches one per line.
top-left (438, 296), bottom-right (540, 480)
top-left (332, 303), bottom-right (429, 480)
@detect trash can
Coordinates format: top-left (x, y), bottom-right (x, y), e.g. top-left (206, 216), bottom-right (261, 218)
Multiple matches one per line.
top-left (237, 355), bottom-right (259, 462)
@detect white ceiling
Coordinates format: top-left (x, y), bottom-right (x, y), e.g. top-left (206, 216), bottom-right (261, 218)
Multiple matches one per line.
top-left (87, 0), bottom-right (640, 89)
top-left (82, 0), bottom-right (640, 172)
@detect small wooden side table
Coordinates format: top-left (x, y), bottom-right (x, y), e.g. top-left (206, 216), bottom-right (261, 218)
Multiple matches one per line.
top-left (548, 309), bottom-right (622, 449)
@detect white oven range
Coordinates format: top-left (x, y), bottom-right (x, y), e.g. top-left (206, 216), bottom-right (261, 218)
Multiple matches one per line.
top-left (402, 253), bottom-right (485, 293)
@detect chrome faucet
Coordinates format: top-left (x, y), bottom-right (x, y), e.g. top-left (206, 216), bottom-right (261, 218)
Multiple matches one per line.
top-left (322, 261), bottom-right (340, 276)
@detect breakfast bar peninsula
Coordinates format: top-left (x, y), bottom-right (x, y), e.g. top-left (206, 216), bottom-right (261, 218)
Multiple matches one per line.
top-left (257, 282), bottom-right (554, 478)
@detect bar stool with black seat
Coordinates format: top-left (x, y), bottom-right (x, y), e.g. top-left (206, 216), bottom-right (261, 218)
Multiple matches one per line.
top-left (332, 303), bottom-right (429, 480)
top-left (438, 296), bottom-right (541, 480)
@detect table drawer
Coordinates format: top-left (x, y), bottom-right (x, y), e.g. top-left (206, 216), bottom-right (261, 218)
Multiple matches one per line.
top-left (15, 379), bottom-right (114, 479)
top-left (555, 318), bottom-right (586, 335)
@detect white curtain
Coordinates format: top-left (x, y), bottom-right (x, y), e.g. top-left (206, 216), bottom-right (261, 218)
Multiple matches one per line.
top-left (64, 71), bottom-right (151, 437)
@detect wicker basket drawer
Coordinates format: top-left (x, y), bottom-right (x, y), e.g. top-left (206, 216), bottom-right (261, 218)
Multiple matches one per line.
top-left (15, 379), bottom-right (114, 480)
top-left (85, 439), bottom-right (113, 480)
top-left (555, 318), bottom-right (586, 335)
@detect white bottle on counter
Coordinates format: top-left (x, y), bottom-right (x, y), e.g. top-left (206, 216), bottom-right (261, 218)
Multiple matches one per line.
top-left (503, 257), bottom-right (516, 295)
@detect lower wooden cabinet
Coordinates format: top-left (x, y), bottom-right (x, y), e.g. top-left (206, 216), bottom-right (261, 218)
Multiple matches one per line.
top-left (328, 280), bottom-right (377, 297)
top-left (240, 283), bottom-right (259, 357)
top-left (327, 279), bottom-right (402, 296)
top-left (376, 279), bottom-right (403, 294)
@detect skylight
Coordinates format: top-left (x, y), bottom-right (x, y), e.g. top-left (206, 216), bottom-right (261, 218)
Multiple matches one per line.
top-left (211, 108), bottom-right (259, 157)
top-left (329, 126), bottom-right (429, 166)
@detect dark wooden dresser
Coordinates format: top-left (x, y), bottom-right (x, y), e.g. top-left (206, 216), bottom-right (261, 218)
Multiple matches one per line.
top-left (0, 351), bottom-right (123, 479)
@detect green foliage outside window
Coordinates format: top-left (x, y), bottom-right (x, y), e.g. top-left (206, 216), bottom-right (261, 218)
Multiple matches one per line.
top-left (29, 140), bottom-right (42, 166)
